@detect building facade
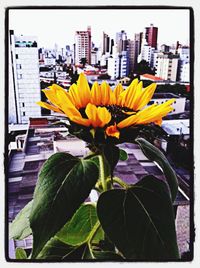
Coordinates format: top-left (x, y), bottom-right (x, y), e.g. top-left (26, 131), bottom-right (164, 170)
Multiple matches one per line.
top-left (138, 43), bottom-right (155, 67)
top-left (127, 37), bottom-right (141, 72)
top-left (116, 30), bottom-right (128, 54)
top-left (177, 46), bottom-right (190, 82)
top-left (107, 51), bottom-right (129, 79)
top-left (102, 32), bottom-right (110, 55)
top-left (75, 26), bottom-right (92, 65)
top-left (145, 24), bottom-right (158, 49)
top-left (9, 30), bottom-right (41, 124)
top-left (155, 52), bottom-right (179, 81)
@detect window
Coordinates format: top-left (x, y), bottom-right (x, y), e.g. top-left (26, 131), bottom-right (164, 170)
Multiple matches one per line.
top-left (17, 74), bottom-right (23, 79)
top-left (16, 64), bottom-right (22, 69)
top-left (148, 101), bottom-right (154, 105)
top-left (23, 112), bottom-right (25, 116)
top-left (16, 54), bottom-right (18, 59)
top-left (22, 102), bottom-right (25, 107)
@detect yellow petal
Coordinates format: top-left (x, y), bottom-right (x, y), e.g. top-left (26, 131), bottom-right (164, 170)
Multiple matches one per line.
top-left (109, 91), bottom-right (116, 105)
top-left (117, 113), bottom-right (140, 128)
top-left (91, 82), bottom-right (102, 105)
top-left (113, 83), bottom-right (124, 105)
top-left (51, 84), bottom-right (68, 94)
top-left (70, 116), bottom-right (91, 127)
top-left (106, 124), bottom-right (120, 139)
top-left (53, 88), bottom-right (81, 119)
top-left (136, 100), bottom-right (175, 125)
top-left (97, 107), bottom-right (111, 127)
top-left (42, 88), bottom-right (61, 108)
top-left (36, 101), bottom-right (63, 114)
top-left (129, 81), bottom-right (143, 110)
top-left (100, 81), bottom-right (111, 105)
top-left (77, 73), bottom-right (91, 107)
top-left (69, 84), bottom-right (82, 108)
top-left (122, 78), bottom-right (139, 108)
top-left (134, 83), bottom-right (157, 110)
top-left (85, 103), bottom-right (102, 128)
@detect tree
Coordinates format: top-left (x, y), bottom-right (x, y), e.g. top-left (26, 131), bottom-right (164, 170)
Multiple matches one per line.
top-left (80, 58), bottom-right (87, 68)
top-left (98, 73), bottom-right (111, 80)
top-left (135, 60), bottom-right (156, 75)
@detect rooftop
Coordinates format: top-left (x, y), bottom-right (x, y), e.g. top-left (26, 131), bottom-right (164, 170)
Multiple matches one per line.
top-left (140, 73), bottom-right (163, 81)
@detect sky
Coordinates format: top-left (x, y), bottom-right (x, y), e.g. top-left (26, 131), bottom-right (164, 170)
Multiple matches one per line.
top-left (9, 8), bottom-right (190, 49)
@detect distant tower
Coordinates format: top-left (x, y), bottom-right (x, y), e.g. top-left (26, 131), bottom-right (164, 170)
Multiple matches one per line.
top-left (9, 30), bottom-right (41, 124)
top-left (134, 32), bottom-right (143, 54)
top-left (116, 30), bottom-right (128, 53)
top-left (75, 26), bottom-right (91, 65)
top-left (145, 24), bottom-right (158, 49)
top-left (102, 32), bottom-right (110, 55)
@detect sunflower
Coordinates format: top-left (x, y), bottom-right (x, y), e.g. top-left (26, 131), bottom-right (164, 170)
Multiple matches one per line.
top-left (37, 73), bottom-right (175, 140)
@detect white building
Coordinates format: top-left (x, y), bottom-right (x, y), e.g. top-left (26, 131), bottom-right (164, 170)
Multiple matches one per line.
top-left (155, 53), bottom-right (179, 81)
top-left (9, 30), bottom-right (41, 124)
top-left (75, 26), bottom-right (91, 65)
top-left (180, 62), bottom-right (190, 82)
top-left (107, 51), bottom-right (129, 79)
top-left (138, 43), bottom-right (155, 67)
top-left (177, 46), bottom-right (190, 82)
top-left (44, 57), bottom-right (56, 66)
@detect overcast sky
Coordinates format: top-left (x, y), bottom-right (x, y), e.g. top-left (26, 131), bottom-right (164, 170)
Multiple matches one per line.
top-left (9, 8), bottom-right (190, 49)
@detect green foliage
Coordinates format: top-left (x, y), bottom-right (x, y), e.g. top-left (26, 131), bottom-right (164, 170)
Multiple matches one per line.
top-left (56, 203), bottom-right (102, 246)
top-left (9, 200), bottom-right (33, 240)
top-left (37, 237), bottom-right (86, 260)
top-left (134, 60), bottom-right (156, 75)
top-left (80, 57), bottom-right (87, 67)
top-left (15, 248), bottom-right (27, 259)
top-left (97, 175), bottom-right (180, 260)
top-left (11, 137), bottom-right (180, 261)
top-left (30, 153), bottom-right (99, 258)
top-left (119, 148), bottom-right (128, 161)
top-left (135, 138), bottom-right (178, 202)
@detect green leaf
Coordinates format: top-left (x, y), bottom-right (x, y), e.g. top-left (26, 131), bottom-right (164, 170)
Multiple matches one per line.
top-left (15, 248), bottom-right (27, 259)
top-left (37, 237), bottom-right (87, 260)
top-left (82, 245), bottom-right (124, 260)
top-left (92, 250), bottom-right (124, 260)
top-left (9, 200), bottom-right (33, 240)
top-left (135, 137), bottom-right (178, 202)
top-left (56, 203), bottom-right (101, 246)
top-left (30, 153), bottom-right (99, 258)
top-left (97, 175), bottom-right (180, 260)
top-left (103, 145), bottom-right (120, 175)
top-left (119, 148), bottom-right (128, 161)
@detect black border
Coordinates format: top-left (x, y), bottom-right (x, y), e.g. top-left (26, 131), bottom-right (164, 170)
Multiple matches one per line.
top-left (4, 5), bottom-right (195, 263)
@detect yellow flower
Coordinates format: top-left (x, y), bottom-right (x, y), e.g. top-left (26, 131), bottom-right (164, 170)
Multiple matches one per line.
top-left (37, 73), bottom-right (175, 139)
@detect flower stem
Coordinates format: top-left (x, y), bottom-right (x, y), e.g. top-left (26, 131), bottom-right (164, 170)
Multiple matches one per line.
top-left (113, 176), bottom-right (128, 189)
top-left (99, 154), bottom-right (107, 191)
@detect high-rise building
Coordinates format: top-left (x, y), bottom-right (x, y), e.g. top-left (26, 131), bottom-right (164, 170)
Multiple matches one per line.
top-left (116, 30), bottom-right (128, 53)
top-left (75, 26), bottom-right (91, 65)
top-left (107, 50), bottom-right (129, 79)
top-left (155, 52), bottom-right (179, 81)
top-left (177, 46), bottom-right (190, 82)
top-left (9, 30), bottom-right (41, 124)
top-left (160, 44), bottom-right (170, 53)
top-left (102, 32), bottom-right (110, 55)
top-left (134, 32), bottom-right (143, 54)
top-left (138, 43), bottom-right (155, 67)
top-left (144, 24), bottom-right (158, 49)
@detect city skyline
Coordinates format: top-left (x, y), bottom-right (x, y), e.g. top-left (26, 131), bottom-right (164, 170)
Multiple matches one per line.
top-left (9, 9), bottom-right (190, 49)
